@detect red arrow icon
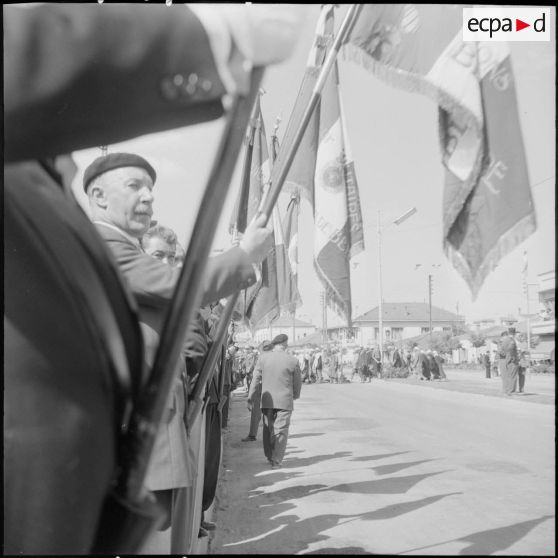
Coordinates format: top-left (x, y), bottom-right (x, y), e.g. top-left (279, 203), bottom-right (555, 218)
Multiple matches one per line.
top-left (516, 18), bottom-right (530, 31)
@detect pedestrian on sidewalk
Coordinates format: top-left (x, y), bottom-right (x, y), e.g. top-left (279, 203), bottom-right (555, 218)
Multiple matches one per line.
top-left (248, 334), bottom-right (302, 469)
top-left (517, 350), bottom-right (529, 393)
top-left (242, 340), bottom-right (272, 442)
top-left (483, 352), bottom-right (491, 379)
top-left (499, 328), bottom-right (520, 395)
top-left (433, 350), bottom-right (447, 380)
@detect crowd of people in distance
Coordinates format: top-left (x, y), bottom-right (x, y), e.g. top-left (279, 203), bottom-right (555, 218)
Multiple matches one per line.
top-left (225, 342), bottom-right (449, 387)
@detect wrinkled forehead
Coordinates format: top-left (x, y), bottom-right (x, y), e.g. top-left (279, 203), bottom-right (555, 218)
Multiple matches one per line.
top-left (143, 235), bottom-right (174, 253)
top-left (103, 166), bottom-right (155, 188)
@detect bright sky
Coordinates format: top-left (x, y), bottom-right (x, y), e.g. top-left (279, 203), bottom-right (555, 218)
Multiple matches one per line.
top-left (71, 4), bottom-right (555, 329)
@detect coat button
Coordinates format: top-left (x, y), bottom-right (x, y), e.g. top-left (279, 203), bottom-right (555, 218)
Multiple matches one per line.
top-left (173, 74), bottom-right (185, 87)
top-left (184, 82), bottom-right (197, 96)
top-left (201, 79), bottom-right (212, 92)
top-left (161, 77), bottom-right (179, 101)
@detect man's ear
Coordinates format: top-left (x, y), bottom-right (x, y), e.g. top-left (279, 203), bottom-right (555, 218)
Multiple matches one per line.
top-left (89, 184), bottom-right (108, 209)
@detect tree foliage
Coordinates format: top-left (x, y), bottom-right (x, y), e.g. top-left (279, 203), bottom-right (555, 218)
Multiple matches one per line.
top-left (468, 332), bottom-right (486, 348)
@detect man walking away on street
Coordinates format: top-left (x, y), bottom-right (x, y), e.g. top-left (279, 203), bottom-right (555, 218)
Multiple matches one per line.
top-left (248, 334), bottom-right (302, 469)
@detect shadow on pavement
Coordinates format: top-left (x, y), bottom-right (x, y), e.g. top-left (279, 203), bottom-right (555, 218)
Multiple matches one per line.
top-left (350, 451), bottom-right (411, 462)
top-left (220, 490), bottom-right (463, 554)
top-left (288, 432), bottom-right (325, 439)
top-left (281, 450), bottom-right (353, 468)
top-left (400, 514), bottom-right (554, 555)
top-left (304, 546), bottom-right (372, 554)
top-left (370, 459), bottom-right (437, 476)
top-left (358, 492), bottom-right (462, 521)
top-left (313, 470), bottom-right (451, 496)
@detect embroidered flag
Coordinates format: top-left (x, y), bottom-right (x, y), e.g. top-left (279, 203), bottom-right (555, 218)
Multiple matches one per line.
top-left (343, 4), bottom-right (536, 297)
top-left (244, 101), bottom-right (280, 330)
top-left (271, 4), bottom-right (365, 325)
top-left (281, 194), bottom-right (303, 314)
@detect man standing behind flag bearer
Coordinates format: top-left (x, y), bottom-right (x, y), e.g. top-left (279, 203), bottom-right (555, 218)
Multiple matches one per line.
top-left (248, 334), bottom-right (302, 469)
top-left (243, 340), bottom-right (272, 442)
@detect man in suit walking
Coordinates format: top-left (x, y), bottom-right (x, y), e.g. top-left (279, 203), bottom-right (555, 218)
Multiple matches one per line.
top-left (248, 334), bottom-right (302, 469)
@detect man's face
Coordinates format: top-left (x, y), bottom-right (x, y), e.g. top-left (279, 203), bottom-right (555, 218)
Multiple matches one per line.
top-left (102, 167), bottom-right (154, 238)
top-left (144, 235), bottom-right (176, 266)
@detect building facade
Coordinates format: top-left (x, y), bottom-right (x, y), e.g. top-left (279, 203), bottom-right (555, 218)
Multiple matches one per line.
top-left (252, 315), bottom-right (316, 344)
top-left (352, 302), bottom-right (465, 346)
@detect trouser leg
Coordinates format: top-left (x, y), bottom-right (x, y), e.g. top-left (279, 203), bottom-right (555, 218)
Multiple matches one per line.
top-left (248, 404), bottom-right (262, 438)
top-left (271, 409), bottom-right (292, 465)
top-left (518, 368), bottom-right (526, 391)
top-left (221, 384), bottom-right (231, 428)
top-left (261, 409), bottom-right (275, 461)
top-left (202, 403), bottom-right (221, 512)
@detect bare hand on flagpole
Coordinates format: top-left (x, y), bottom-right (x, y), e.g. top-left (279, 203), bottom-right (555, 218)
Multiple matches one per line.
top-left (221, 5), bottom-right (308, 65)
top-left (239, 213), bottom-right (273, 264)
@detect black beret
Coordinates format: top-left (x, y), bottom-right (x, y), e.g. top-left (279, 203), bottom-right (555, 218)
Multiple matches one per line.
top-left (83, 152), bottom-right (157, 191)
top-left (271, 333), bottom-right (288, 346)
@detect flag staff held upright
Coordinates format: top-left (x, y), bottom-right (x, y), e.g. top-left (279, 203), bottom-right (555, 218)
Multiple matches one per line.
top-left (258, 4), bottom-right (363, 224)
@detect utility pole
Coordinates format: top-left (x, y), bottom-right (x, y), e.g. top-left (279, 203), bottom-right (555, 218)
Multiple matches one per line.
top-left (428, 274), bottom-right (433, 343)
top-left (377, 209), bottom-right (383, 362)
top-left (321, 291), bottom-right (328, 346)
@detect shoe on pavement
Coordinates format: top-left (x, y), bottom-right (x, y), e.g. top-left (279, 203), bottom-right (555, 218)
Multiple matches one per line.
top-left (242, 435), bottom-right (257, 442)
top-left (271, 461), bottom-right (282, 470)
top-left (201, 520), bottom-right (217, 531)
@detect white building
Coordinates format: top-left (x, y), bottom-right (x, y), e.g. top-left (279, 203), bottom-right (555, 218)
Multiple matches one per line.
top-left (530, 270), bottom-right (555, 360)
top-left (252, 315), bottom-right (316, 344)
top-left (352, 302), bottom-right (465, 346)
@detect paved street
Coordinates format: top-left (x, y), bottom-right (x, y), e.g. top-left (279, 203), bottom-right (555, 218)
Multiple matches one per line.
top-left (209, 373), bottom-right (555, 555)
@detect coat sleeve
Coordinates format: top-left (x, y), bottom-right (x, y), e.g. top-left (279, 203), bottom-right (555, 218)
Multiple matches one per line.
top-left (247, 357), bottom-right (262, 403)
top-left (101, 232), bottom-right (256, 310)
top-left (4, 4), bottom-right (228, 161)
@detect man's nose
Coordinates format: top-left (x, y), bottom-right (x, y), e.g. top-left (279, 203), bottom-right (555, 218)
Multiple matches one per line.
top-left (140, 187), bottom-right (154, 203)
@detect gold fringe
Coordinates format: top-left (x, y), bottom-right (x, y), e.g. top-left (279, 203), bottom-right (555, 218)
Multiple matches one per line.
top-left (444, 211), bottom-right (537, 300)
top-left (313, 259), bottom-right (352, 328)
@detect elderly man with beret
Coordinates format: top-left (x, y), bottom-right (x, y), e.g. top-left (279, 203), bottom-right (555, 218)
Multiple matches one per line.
top-left (4, 3), bottom-right (302, 554)
top-left (84, 153), bottom-right (272, 550)
top-left (248, 334), bottom-right (302, 469)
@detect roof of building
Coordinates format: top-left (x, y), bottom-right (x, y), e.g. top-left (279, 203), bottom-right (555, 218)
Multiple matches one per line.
top-left (353, 302), bottom-right (464, 324)
top-left (259, 315), bottom-right (315, 329)
top-left (290, 330), bottom-right (327, 347)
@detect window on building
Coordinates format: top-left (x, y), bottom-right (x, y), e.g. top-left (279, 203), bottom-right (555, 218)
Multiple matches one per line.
top-left (421, 327), bottom-right (430, 335)
top-left (392, 328), bottom-right (403, 340)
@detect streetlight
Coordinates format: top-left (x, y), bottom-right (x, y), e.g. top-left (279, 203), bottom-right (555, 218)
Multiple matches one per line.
top-left (377, 207), bottom-right (417, 364)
